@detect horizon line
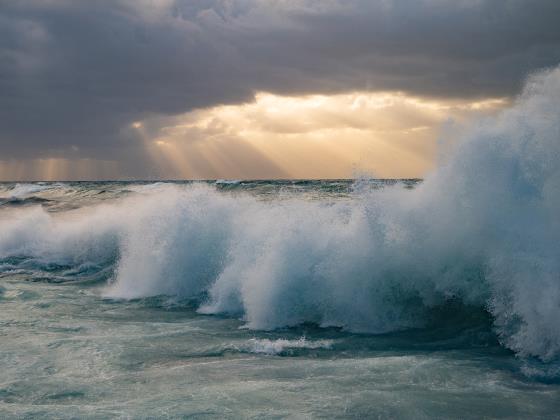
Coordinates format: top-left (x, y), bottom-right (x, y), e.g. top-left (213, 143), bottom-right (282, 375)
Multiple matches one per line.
top-left (0, 178), bottom-right (424, 183)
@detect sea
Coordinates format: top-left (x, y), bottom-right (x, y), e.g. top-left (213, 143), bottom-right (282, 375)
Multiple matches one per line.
top-left (1, 177), bottom-right (559, 419)
top-left (2, 67), bottom-right (560, 419)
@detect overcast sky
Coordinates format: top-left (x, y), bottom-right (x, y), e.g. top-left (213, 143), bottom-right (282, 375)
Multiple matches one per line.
top-left (1, 0), bottom-right (560, 180)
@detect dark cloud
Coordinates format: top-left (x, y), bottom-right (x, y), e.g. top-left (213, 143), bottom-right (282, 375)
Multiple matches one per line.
top-left (1, 0), bottom-right (559, 165)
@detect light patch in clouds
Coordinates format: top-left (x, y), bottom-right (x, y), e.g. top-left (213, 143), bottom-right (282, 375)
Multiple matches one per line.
top-left (139, 92), bottom-right (509, 179)
top-left (0, 91), bottom-right (509, 180)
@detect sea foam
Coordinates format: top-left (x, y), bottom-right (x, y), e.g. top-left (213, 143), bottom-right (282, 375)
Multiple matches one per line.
top-left (243, 338), bottom-right (334, 355)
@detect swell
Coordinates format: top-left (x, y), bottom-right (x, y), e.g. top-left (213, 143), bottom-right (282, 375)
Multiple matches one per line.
top-left (0, 67), bottom-right (559, 371)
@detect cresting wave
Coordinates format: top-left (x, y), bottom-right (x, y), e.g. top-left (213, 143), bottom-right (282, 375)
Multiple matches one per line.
top-left (1, 67), bottom-right (560, 366)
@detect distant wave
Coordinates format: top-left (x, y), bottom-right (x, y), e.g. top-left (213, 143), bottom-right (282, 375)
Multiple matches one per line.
top-left (2, 183), bottom-right (61, 198)
top-left (215, 179), bottom-right (241, 185)
top-left (1, 67), bottom-right (560, 371)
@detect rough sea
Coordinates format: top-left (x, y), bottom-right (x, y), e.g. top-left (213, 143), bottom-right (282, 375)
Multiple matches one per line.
top-left (2, 69), bottom-right (560, 419)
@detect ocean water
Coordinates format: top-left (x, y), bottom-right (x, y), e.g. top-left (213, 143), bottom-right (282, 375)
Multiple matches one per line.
top-left (2, 69), bottom-right (560, 418)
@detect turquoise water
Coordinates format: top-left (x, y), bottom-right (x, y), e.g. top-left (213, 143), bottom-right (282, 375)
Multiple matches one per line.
top-left (1, 180), bottom-right (560, 418)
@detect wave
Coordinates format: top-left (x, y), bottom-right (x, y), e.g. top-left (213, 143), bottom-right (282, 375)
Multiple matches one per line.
top-left (2, 183), bottom-right (62, 198)
top-left (0, 196), bottom-right (52, 207)
top-left (215, 179), bottom-right (241, 185)
top-left (0, 67), bottom-right (560, 369)
top-left (241, 338), bottom-right (334, 355)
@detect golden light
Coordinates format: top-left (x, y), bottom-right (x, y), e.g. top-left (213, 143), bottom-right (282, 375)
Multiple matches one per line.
top-left (0, 158), bottom-right (119, 181)
top-left (139, 91), bottom-right (508, 180)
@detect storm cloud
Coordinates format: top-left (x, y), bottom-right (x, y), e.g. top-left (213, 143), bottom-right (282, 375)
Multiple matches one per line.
top-left (1, 0), bottom-right (560, 170)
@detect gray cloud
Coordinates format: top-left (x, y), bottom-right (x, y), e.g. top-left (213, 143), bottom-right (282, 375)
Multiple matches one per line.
top-left (1, 0), bottom-right (560, 166)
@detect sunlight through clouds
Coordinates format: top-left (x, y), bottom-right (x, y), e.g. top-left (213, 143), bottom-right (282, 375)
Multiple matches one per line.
top-left (137, 91), bottom-right (508, 179)
top-left (0, 91), bottom-right (508, 180)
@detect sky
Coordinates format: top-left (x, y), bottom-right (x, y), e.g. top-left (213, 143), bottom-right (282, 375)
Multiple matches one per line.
top-left (1, 0), bottom-right (560, 180)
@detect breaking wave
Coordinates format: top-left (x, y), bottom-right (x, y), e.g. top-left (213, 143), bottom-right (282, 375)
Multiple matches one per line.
top-left (1, 67), bottom-right (560, 368)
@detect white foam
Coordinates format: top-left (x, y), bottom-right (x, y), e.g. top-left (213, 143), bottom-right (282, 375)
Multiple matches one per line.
top-left (244, 338), bottom-right (334, 355)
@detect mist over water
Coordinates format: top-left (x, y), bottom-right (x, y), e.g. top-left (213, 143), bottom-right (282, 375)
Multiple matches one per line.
top-left (1, 67), bottom-right (560, 417)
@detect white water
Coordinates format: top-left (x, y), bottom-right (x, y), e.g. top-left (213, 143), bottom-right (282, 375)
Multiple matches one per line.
top-left (243, 338), bottom-right (334, 355)
top-left (0, 67), bottom-right (559, 364)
